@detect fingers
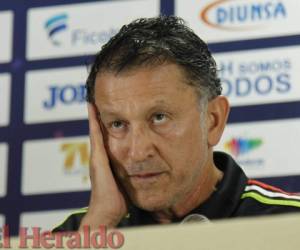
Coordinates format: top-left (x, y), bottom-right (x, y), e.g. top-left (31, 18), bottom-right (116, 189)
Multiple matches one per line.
top-left (85, 104), bottom-right (128, 226)
top-left (88, 103), bottom-right (111, 172)
top-left (87, 103), bottom-right (103, 152)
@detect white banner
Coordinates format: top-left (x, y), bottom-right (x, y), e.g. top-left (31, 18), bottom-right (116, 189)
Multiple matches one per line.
top-left (26, 0), bottom-right (159, 60)
top-left (216, 118), bottom-right (300, 178)
top-left (24, 66), bottom-right (88, 124)
top-left (0, 214), bottom-right (5, 227)
top-left (22, 136), bottom-right (90, 195)
top-left (0, 143), bottom-right (8, 198)
top-left (20, 209), bottom-right (79, 232)
top-left (214, 45), bottom-right (300, 106)
top-left (0, 74), bottom-right (11, 127)
top-left (0, 11), bottom-right (13, 63)
top-left (175, 0), bottom-right (300, 43)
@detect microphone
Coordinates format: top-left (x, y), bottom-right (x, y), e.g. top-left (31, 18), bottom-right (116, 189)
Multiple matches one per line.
top-left (180, 214), bottom-right (210, 224)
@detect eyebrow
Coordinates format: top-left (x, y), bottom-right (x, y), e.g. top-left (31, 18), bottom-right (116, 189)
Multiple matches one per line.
top-left (98, 99), bottom-right (170, 117)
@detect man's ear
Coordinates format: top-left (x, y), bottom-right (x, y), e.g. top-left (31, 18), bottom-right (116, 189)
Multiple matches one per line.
top-left (206, 96), bottom-right (230, 147)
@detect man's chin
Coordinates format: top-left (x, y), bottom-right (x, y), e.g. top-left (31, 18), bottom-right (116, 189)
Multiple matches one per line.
top-left (130, 194), bottom-right (172, 212)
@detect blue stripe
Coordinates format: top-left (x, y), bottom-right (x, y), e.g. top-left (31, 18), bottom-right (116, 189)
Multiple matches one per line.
top-left (49, 24), bottom-right (67, 37)
top-left (45, 14), bottom-right (67, 29)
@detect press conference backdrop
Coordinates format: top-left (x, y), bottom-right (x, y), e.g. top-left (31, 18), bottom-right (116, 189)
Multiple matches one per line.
top-left (1, 0), bottom-right (300, 236)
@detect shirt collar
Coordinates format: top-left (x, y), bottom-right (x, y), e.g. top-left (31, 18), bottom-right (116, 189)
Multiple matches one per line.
top-left (188, 151), bottom-right (248, 219)
top-left (119, 152), bottom-right (248, 226)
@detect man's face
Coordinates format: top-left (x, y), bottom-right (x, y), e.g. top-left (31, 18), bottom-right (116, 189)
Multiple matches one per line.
top-left (94, 63), bottom-right (211, 211)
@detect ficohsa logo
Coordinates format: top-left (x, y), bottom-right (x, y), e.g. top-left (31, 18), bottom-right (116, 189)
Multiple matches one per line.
top-left (200, 0), bottom-right (287, 30)
top-left (44, 13), bottom-right (118, 47)
top-left (44, 13), bottom-right (68, 46)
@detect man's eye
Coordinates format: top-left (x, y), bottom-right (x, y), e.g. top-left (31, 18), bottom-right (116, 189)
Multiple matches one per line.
top-left (152, 113), bottom-right (167, 124)
top-left (110, 120), bottom-right (125, 129)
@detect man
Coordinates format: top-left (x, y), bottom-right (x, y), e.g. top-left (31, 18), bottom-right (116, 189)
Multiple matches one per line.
top-left (53, 16), bottom-right (300, 232)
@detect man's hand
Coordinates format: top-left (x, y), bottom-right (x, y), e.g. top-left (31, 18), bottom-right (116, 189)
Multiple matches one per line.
top-left (79, 103), bottom-right (128, 230)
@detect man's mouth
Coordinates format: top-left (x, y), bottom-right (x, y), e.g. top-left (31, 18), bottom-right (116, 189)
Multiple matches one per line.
top-left (129, 172), bottom-right (165, 181)
top-left (134, 172), bottom-right (162, 178)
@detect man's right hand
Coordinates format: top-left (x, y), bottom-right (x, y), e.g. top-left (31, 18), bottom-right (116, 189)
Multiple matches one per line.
top-left (79, 103), bottom-right (128, 230)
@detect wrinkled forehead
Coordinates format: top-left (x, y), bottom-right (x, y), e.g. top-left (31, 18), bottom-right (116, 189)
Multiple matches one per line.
top-left (94, 63), bottom-right (191, 97)
top-left (93, 63), bottom-right (199, 116)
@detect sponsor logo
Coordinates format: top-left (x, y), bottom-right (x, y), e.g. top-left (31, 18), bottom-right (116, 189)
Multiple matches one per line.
top-left (69, 27), bottom-right (118, 47)
top-left (224, 137), bottom-right (263, 157)
top-left (61, 142), bottom-right (89, 183)
top-left (221, 135), bottom-right (265, 171)
top-left (218, 119), bottom-right (300, 178)
top-left (25, 67), bottom-right (88, 124)
top-left (43, 83), bottom-right (85, 109)
top-left (176, 0), bottom-right (299, 43)
top-left (22, 137), bottom-right (90, 195)
top-left (44, 13), bottom-right (68, 46)
top-left (44, 13), bottom-right (117, 47)
top-left (200, 0), bottom-right (287, 30)
top-left (27, 1), bottom-right (159, 59)
top-left (219, 59), bottom-right (291, 98)
top-left (214, 46), bottom-right (300, 106)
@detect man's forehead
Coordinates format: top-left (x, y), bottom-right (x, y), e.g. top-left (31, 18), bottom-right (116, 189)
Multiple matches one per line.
top-left (93, 63), bottom-right (198, 116)
top-left (95, 65), bottom-right (187, 92)
top-left (94, 63), bottom-right (189, 90)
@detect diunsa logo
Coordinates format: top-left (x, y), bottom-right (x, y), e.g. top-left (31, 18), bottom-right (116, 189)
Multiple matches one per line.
top-left (200, 0), bottom-right (287, 30)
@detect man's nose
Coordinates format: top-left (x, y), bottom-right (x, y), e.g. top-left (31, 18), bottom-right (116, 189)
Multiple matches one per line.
top-left (128, 124), bottom-right (155, 163)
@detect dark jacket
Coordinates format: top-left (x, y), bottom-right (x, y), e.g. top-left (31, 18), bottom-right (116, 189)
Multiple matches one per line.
top-left (52, 152), bottom-right (300, 232)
